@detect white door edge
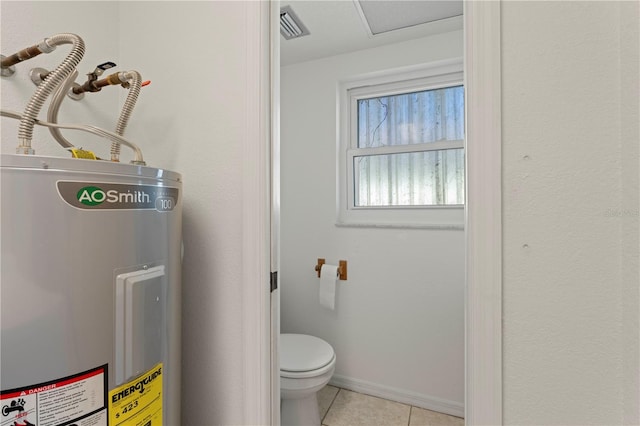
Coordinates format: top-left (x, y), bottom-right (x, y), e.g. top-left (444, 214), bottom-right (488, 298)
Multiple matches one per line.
top-left (242, 1), bottom-right (273, 425)
top-left (464, 1), bottom-right (503, 424)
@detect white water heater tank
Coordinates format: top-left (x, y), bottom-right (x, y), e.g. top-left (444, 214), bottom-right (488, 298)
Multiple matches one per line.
top-left (1, 154), bottom-right (182, 426)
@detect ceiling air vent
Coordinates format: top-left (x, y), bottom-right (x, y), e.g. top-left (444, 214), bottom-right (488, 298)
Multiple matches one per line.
top-left (280, 6), bottom-right (310, 40)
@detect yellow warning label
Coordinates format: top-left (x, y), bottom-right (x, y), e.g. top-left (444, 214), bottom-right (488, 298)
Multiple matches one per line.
top-left (70, 148), bottom-right (97, 160)
top-left (109, 363), bottom-right (162, 426)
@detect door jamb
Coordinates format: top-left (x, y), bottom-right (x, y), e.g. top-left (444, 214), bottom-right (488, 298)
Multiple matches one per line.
top-left (242, 1), bottom-right (273, 425)
top-left (464, 1), bottom-right (503, 424)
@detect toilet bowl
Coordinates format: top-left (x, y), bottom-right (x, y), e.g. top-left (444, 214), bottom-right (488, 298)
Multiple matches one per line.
top-left (280, 333), bottom-right (336, 426)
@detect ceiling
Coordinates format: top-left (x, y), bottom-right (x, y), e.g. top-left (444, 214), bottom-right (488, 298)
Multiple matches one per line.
top-left (280, 0), bottom-right (463, 66)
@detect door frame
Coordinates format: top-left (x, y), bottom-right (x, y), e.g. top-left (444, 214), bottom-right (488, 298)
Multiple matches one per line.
top-left (244, 1), bottom-right (504, 424)
top-left (241, 1), bottom-right (273, 425)
top-left (269, 0), bottom-right (282, 425)
top-left (464, 1), bottom-right (503, 424)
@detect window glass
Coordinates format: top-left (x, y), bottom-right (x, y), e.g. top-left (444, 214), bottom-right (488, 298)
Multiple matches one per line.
top-left (354, 148), bottom-right (465, 207)
top-left (357, 85), bottom-right (464, 149)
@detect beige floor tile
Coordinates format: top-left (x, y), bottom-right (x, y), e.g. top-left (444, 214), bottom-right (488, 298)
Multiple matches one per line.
top-left (323, 389), bottom-right (410, 426)
top-left (317, 385), bottom-right (340, 420)
top-left (409, 406), bottom-right (464, 426)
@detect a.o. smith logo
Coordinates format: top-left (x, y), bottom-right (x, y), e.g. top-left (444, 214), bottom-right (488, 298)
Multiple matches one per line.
top-left (58, 181), bottom-right (179, 211)
top-left (77, 186), bottom-right (151, 206)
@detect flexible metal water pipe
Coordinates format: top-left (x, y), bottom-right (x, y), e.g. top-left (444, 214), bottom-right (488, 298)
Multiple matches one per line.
top-left (46, 69), bottom-right (79, 149)
top-left (112, 70), bottom-right (142, 162)
top-left (10, 33), bottom-right (85, 154)
top-left (69, 69), bottom-right (143, 162)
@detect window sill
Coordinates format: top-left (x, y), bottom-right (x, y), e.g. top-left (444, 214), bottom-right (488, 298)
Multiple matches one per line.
top-left (335, 205), bottom-right (464, 230)
top-left (335, 221), bottom-right (464, 230)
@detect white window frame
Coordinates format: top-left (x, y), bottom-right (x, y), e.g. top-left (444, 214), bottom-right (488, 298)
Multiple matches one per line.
top-left (337, 58), bottom-right (464, 229)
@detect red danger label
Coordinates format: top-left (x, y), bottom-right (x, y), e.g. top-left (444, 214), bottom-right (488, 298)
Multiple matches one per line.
top-left (1, 365), bottom-right (108, 426)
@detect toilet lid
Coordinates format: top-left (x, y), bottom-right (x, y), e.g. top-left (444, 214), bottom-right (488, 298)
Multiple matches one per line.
top-left (281, 334), bottom-right (335, 372)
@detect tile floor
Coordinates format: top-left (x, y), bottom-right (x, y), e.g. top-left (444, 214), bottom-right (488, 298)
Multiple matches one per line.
top-left (317, 385), bottom-right (464, 426)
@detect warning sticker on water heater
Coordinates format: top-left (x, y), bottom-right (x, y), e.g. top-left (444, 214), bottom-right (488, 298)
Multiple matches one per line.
top-left (0, 364), bottom-right (108, 426)
top-left (56, 181), bottom-right (179, 211)
top-left (108, 363), bottom-right (162, 426)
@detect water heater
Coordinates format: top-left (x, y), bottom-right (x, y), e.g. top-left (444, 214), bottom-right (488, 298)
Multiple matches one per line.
top-left (0, 154), bottom-right (182, 426)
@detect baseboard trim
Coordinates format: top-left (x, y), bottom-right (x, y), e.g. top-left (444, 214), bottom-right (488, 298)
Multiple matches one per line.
top-left (329, 374), bottom-right (464, 418)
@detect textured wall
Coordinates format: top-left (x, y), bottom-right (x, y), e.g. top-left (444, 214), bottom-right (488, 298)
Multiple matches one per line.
top-left (117, 3), bottom-right (253, 424)
top-left (618, 2), bottom-right (640, 423)
top-left (502, 1), bottom-right (639, 424)
top-left (281, 31), bottom-right (465, 409)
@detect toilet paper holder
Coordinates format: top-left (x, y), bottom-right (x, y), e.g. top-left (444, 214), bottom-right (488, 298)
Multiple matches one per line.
top-left (314, 258), bottom-right (347, 280)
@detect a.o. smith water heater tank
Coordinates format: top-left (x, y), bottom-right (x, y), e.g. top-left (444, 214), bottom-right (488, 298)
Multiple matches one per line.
top-left (1, 154), bottom-right (181, 426)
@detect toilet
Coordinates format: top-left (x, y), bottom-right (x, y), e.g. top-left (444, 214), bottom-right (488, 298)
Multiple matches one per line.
top-left (280, 333), bottom-right (336, 426)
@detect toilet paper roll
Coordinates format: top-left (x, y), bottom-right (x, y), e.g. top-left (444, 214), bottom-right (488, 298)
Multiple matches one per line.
top-left (319, 264), bottom-right (338, 311)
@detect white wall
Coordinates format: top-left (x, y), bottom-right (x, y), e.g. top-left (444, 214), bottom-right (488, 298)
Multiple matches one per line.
top-left (280, 30), bottom-right (465, 413)
top-left (501, 1), bottom-right (639, 424)
top-left (117, 3), bottom-right (252, 424)
top-left (2, 2), bottom-right (265, 424)
top-left (618, 3), bottom-right (640, 423)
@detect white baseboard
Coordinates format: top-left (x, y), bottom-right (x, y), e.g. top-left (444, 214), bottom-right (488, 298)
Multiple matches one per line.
top-left (329, 374), bottom-right (464, 418)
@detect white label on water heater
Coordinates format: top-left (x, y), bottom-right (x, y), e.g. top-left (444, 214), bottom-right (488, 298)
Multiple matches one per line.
top-left (0, 365), bottom-right (108, 426)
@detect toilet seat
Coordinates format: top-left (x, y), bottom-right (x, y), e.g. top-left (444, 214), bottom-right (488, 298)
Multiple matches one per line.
top-left (280, 334), bottom-right (335, 378)
top-left (280, 334), bottom-right (336, 426)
